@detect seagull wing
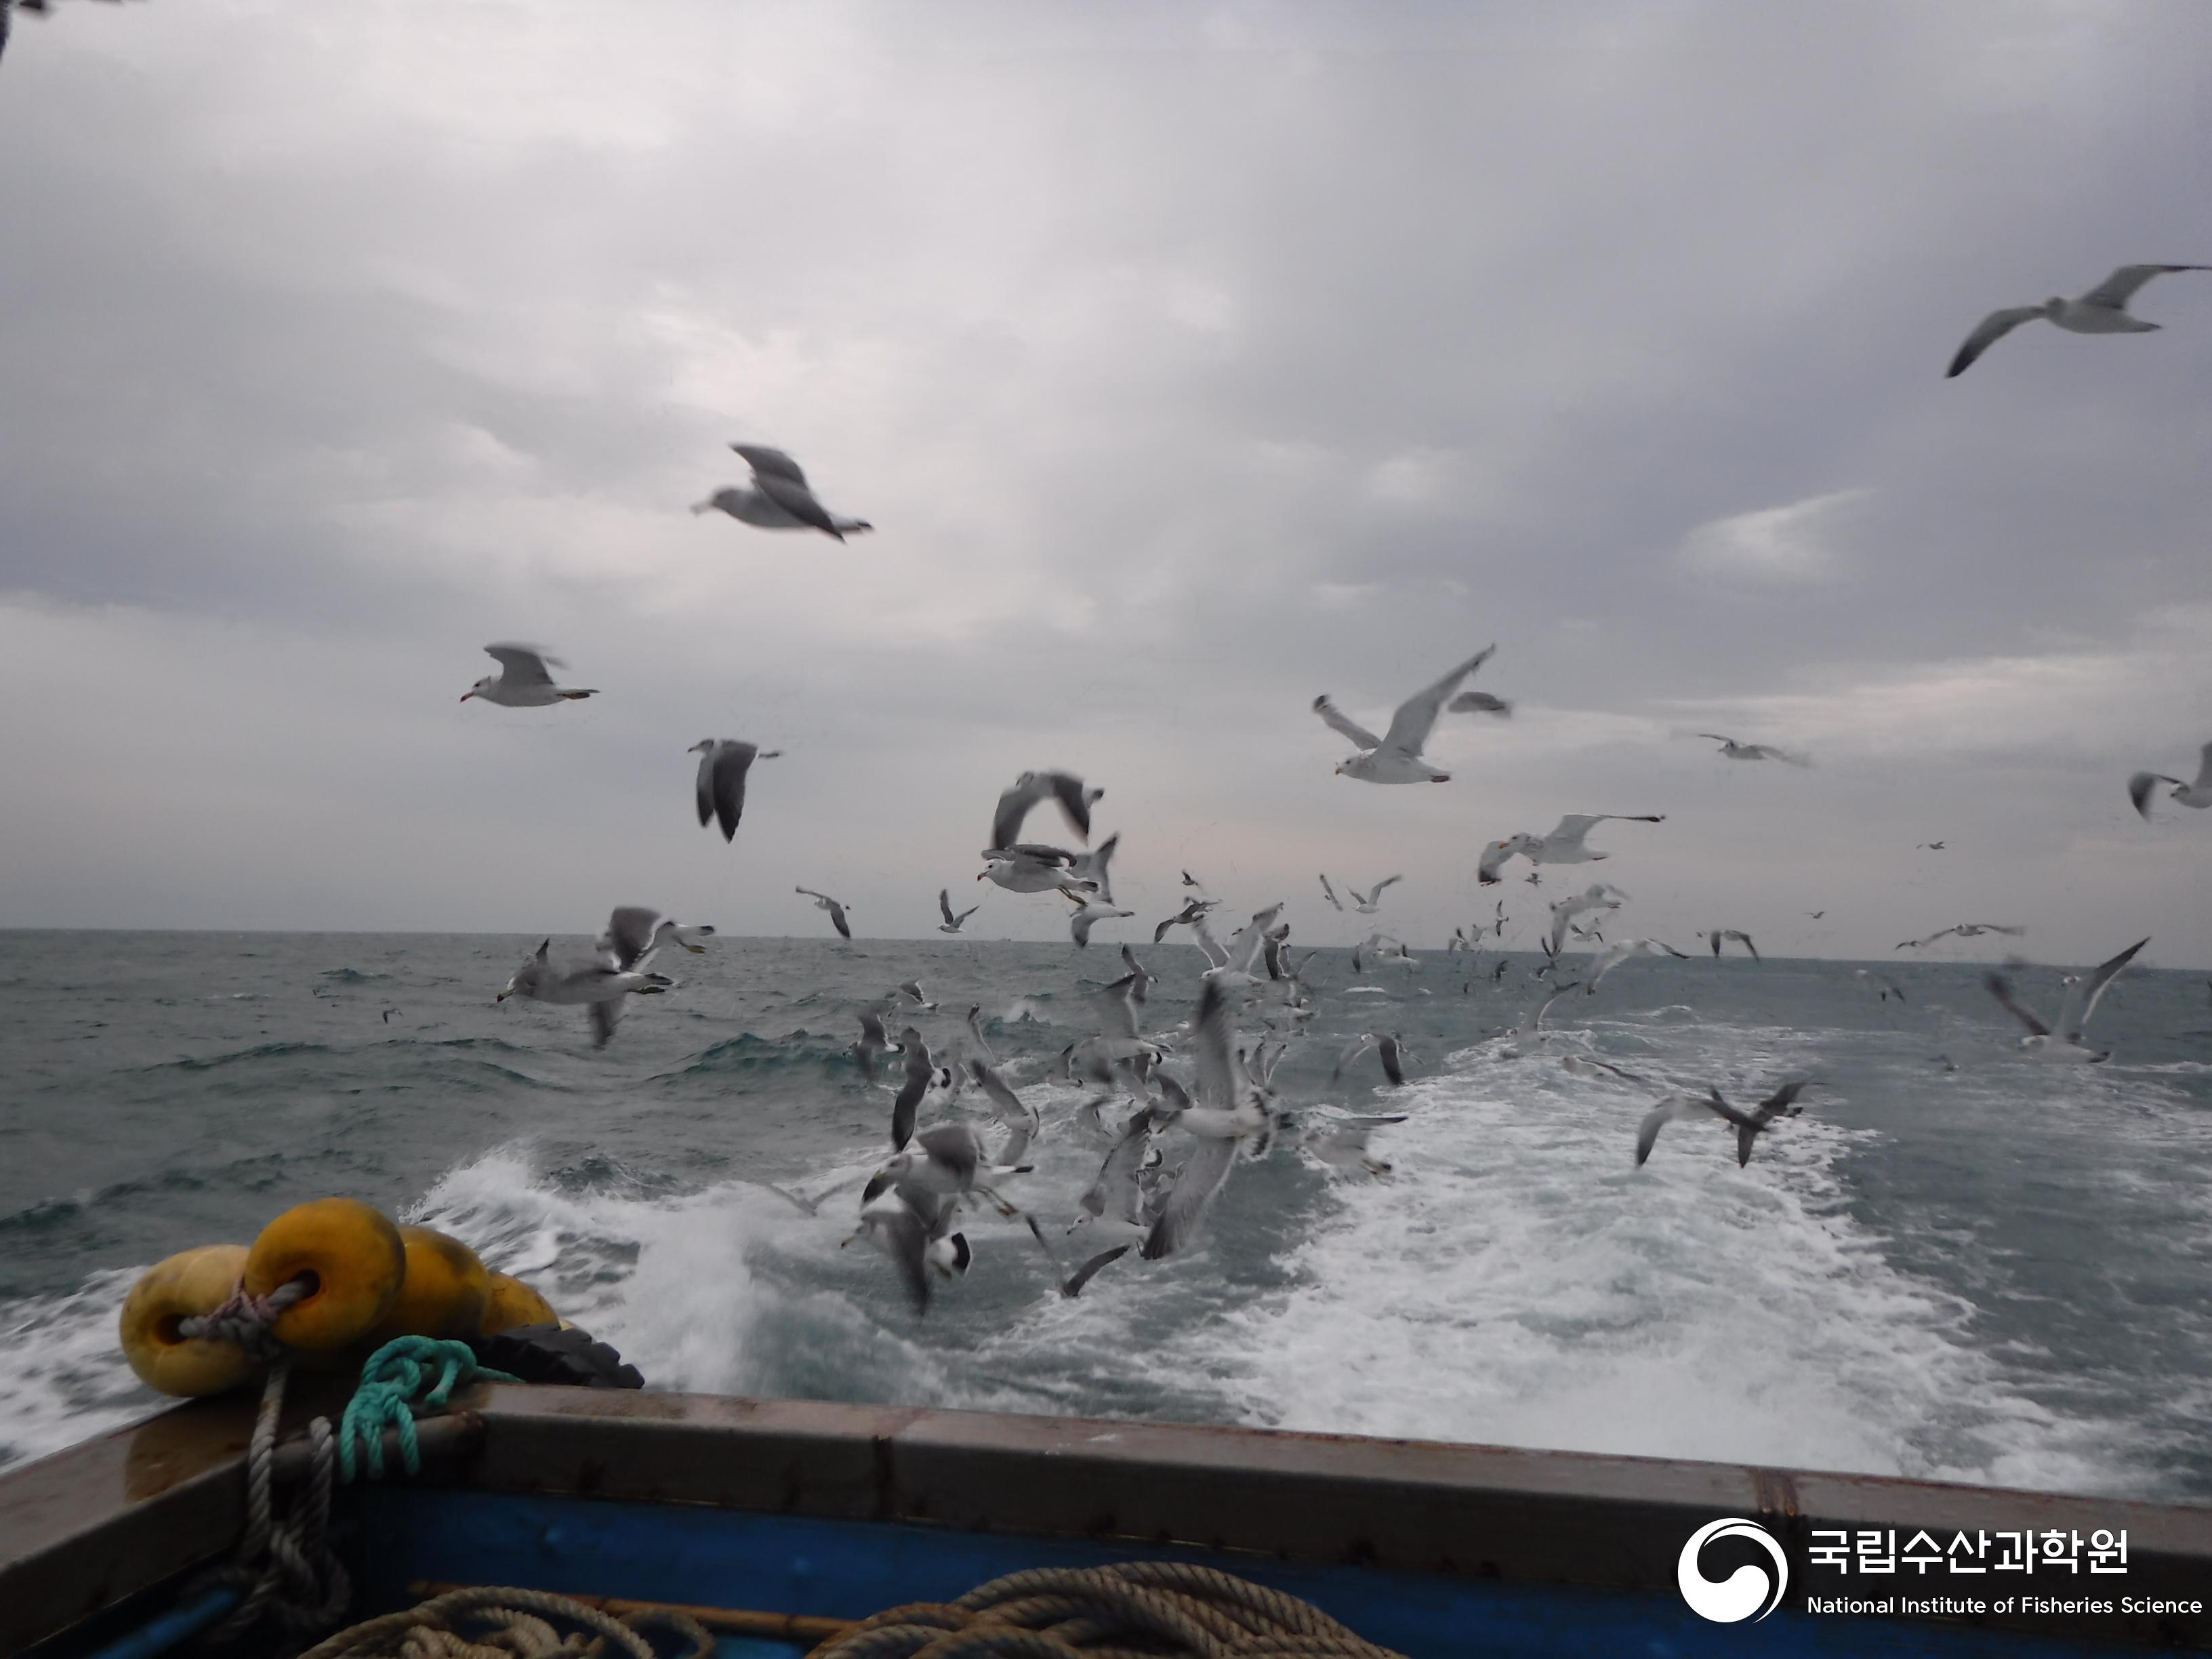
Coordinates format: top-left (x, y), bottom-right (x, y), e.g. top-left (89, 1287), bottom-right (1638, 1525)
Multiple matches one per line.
top-left (1331, 1032), bottom-right (1376, 1082)
top-left (1982, 970), bottom-right (2051, 1038)
top-left (2078, 264), bottom-right (2209, 310)
top-left (707, 743), bottom-right (756, 840)
top-left (588, 998), bottom-right (623, 1049)
top-left (1946, 306), bottom-right (2045, 377)
top-left (1378, 647), bottom-right (1494, 757)
top-left (2057, 937), bottom-right (2148, 1042)
top-left (830, 903), bottom-right (852, 939)
top-left (939, 889), bottom-right (957, 926)
top-left (2194, 741), bottom-right (2212, 791)
top-left (1318, 874), bottom-right (1343, 911)
top-left (1312, 695), bottom-right (1382, 751)
top-left (484, 643), bottom-right (558, 684)
top-left (729, 443), bottom-right (808, 485)
top-left (750, 471), bottom-right (841, 539)
top-left (1140, 1132), bottom-right (1237, 1261)
top-left (598, 906), bottom-right (661, 971)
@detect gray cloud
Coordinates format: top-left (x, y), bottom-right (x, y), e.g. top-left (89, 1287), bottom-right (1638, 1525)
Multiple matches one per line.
top-left (1, 0), bottom-right (2209, 964)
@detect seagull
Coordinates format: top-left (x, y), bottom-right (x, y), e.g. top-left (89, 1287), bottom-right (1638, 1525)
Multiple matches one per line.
top-left (1946, 265), bottom-right (2211, 377)
top-left (693, 443), bottom-right (871, 539)
top-left (1315, 647), bottom-right (1494, 783)
top-left (381, 1007), bottom-right (401, 1023)
top-left (689, 740), bottom-right (780, 842)
top-left (1153, 896), bottom-right (1218, 943)
top-left (2128, 743), bottom-right (2212, 819)
top-left (1317, 874), bottom-right (1345, 912)
top-left (597, 907), bottom-right (714, 974)
top-left (1854, 967), bottom-right (1908, 1004)
top-left (1349, 876), bottom-right (1402, 915)
top-left (1067, 897), bottom-right (1136, 947)
top-left (991, 771), bottom-right (1093, 853)
top-left (1295, 1113), bottom-right (1407, 1176)
top-left (459, 644), bottom-right (596, 708)
top-left (1142, 980), bottom-right (1270, 1260)
top-left (1706, 928), bottom-right (1760, 961)
top-left (1332, 1031), bottom-right (1409, 1086)
top-left (937, 889), bottom-right (980, 933)
top-left (966, 1060), bottom-right (1042, 1166)
top-left (496, 939), bottom-right (672, 1049)
top-left (1917, 841), bottom-right (1948, 851)
top-left (1351, 933), bottom-right (1417, 975)
top-left (1547, 884), bottom-right (1628, 957)
top-left (1585, 937), bottom-right (1689, 994)
top-left (850, 1008), bottom-right (897, 1084)
top-left (1807, 911), bottom-right (1826, 920)
top-left (1896, 924), bottom-right (2024, 951)
top-left (1705, 1080), bottom-right (1815, 1167)
top-left (888, 1027), bottom-right (951, 1149)
top-left (1634, 1092), bottom-right (1726, 1167)
top-left (1694, 733), bottom-right (1810, 766)
top-left (1982, 938), bottom-right (2148, 1063)
top-left (847, 1189), bottom-right (969, 1315)
top-left (796, 888), bottom-right (854, 939)
top-left (1500, 980), bottom-right (1582, 1055)
top-left (1021, 1214), bottom-right (1130, 1299)
top-left (865, 1121), bottom-right (1028, 1209)
top-left (1480, 815), bottom-right (1665, 886)
top-left (1063, 832), bottom-right (1120, 903)
top-left (1562, 1053), bottom-right (1654, 1086)
top-left (979, 845), bottom-right (1099, 897)
top-left (891, 979), bottom-right (937, 1011)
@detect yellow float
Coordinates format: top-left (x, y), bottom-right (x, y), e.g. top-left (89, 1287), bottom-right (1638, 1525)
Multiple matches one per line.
top-left (242, 1197), bottom-right (407, 1351)
top-left (478, 1271), bottom-right (558, 1334)
top-left (117, 1244), bottom-right (261, 1397)
top-left (359, 1225), bottom-right (493, 1345)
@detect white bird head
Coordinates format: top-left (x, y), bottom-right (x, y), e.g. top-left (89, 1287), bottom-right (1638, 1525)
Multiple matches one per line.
top-left (460, 676), bottom-right (494, 703)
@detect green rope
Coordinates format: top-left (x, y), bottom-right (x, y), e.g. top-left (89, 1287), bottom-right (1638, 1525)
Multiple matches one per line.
top-left (338, 1336), bottom-right (518, 1482)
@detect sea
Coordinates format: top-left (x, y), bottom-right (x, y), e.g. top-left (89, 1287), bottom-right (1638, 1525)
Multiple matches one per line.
top-left (4, 928), bottom-right (2210, 1504)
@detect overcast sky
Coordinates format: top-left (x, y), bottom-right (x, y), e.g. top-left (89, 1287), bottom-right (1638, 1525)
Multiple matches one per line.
top-left (2, 0), bottom-right (2209, 966)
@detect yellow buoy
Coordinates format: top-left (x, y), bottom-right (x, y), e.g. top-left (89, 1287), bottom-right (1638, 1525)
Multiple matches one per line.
top-left (360, 1225), bottom-right (493, 1345)
top-left (478, 1271), bottom-right (558, 1334)
top-left (117, 1244), bottom-right (262, 1397)
top-left (243, 1197), bottom-right (407, 1351)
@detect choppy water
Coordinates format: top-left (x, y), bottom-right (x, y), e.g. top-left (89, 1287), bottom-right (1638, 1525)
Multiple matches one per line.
top-left (4, 928), bottom-right (2210, 1502)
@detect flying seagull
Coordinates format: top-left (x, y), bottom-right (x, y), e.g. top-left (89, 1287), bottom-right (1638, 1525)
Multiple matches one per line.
top-left (1947, 264), bottom-right (2211, 377)
top-left (1897, 924), bottom-right (2024, 951)
top-left (1141, 979), bottom-right (1270, 1261)
top-left (1314, 646), bottom-right (1494, 783)
top-left (1480, 815), bottom-right (1665, 885)
top-left (991, 770), bottom-right (1094, 853)
top-left (1317, 874), bottom-right (1345, 912)
top-left (1546, 884), bottom-right (1627, 957)
top-left (1854, 968), bottom-right (1908, 1004)
top-left (1585, 937), bottom-right (1690, 994)
top-left (937, 889), bottom-right (980, 933)
top-left (1634, 1092), bottom-right (1726, 1168)
top-left (693, 443), bottom-right (872, 539)
top-left (797, 887), bottom-right (854, 939)
top-left (1021, 1214), bottom-right (1130, 1299)
top-left (497, 938), bottom-right (672, 1049)
top-left (979, 844), bottom-right (1099, 897)
top-left (849, 1008), bottom-right (897, 1084)
top-left (1704, 1080), bottom-right (1816, 1167)
top-left (1067, 898), bottom-right (1136, 947)
top-left (1694, 733), bottom-right (1809, 766)
top-left (1706, 928), bottom-right (1761, 961)
top-left (597, 907), bottom-right (713, 974)
top-left (1349, 876), bottom-right (1402, 915)
top-left (2129, 742), bottom-right (2212, 819)
top-left (1332, 1031), bottom-right (1409, 1086)
top-left (689, 739), bottom-right (779, 841)
top-left (1983, 938), bottom-right (2148, 1063)
top-left (459, 644), bottom-right (596, 708)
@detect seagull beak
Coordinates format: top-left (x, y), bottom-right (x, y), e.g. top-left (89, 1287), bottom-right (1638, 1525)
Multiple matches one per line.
top-left (459, 691), bottom-right (474, 702)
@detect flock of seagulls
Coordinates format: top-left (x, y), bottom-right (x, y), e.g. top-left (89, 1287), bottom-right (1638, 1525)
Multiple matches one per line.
top-left (425, 258), bottom-right (2200, 1312)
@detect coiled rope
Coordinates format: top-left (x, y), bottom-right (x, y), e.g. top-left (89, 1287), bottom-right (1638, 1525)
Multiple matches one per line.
top-left (197, 1362), bottom-right (351, 1645)
top-left (804, 1561), bottom-right (1408, 1659)
top-left (293, 1586), bottom-right (712, 1659)
top-left (340, 1338), bottom-right (518, 1481)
